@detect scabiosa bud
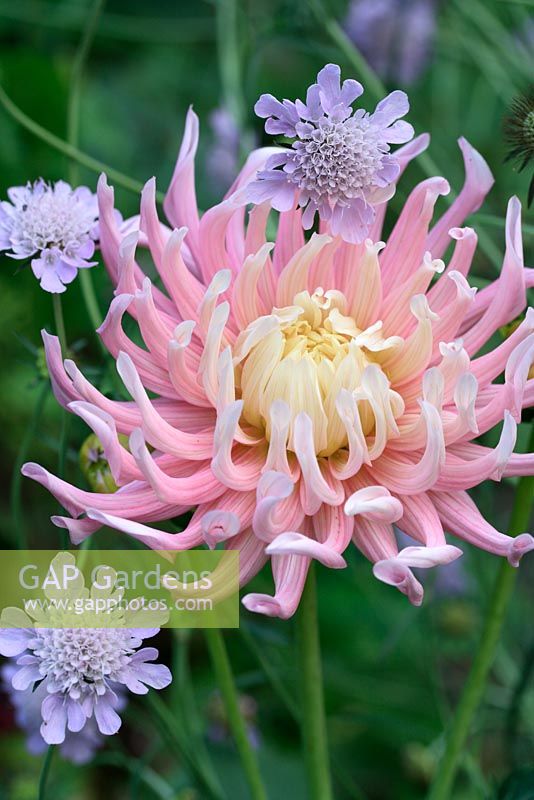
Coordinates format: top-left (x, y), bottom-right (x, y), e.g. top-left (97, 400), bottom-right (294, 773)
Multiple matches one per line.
top-left (80, 433), bottom-right (125, 493)
top-left (504, 86), bottom-right (534, 207)
top-left (249, 63), bottom-right (414, 243)
top-left (0, 179), bottom-right (99, 293)
top-left (1, 662), bottom-right (124, 763)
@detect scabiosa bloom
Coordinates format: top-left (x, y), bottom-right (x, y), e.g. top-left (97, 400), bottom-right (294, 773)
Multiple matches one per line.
top-left (0, 179), bottom-right (99, 293)
top-left (248, 64), bottom-right (414, 243)
top-left (1, 662), bottom-right (122, 763)
top-left (22, 71), bottom-right (534, 618)
top-left (0, 556), bottom-right (171, 744)
top-left (343, 0), bottom-right (439, 86)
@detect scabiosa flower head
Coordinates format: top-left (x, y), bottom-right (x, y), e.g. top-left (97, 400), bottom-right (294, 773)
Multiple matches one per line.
top-left (22, 86), bottom-right (534, 619)
top-left (343, 0), bottom-right (439, 86)
top-left (0, 179), bottom-right (99, 293)
top-left (1, 662), bottom-right (123, 763)
top-left (248, 64), bottom-right (414, 243)
top-left (0, 555), bottom-right (171, 744)
top-left (504, 86), bottom-right (534, 206)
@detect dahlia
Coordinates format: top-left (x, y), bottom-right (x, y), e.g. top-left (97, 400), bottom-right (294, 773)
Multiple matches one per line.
top-left (22, 67), bottom-right (534, 618)
top-left (0, 179), bottom-right (99, 293)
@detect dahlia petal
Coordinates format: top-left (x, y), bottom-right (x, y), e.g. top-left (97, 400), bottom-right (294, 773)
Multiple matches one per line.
top-left (351, 521), bottom-right (398, 578)
top-left (51, 515), bottom-right (102, 545)
top-left (232, 243), bottom-right (274, 329)
top-left (470, 308), bottom-right (534, 386)
top-left (128, 428), bottom-right (222, 504)
top-left (167, 322), bottom-right (209, 407)
top-left (242, 552), bottom-right (310, 620)
top-left (116, 352), bottom-right (213, 459)
top-left (331, 389), bottom-right (370, 479)
top-left (369, 401), bottom-right (445, 494)
top-left (343, 239), bottom-right (384, 328)
top-left (344, 486), bottom-right (403, 522)
top-left (369, 133), bottom-right (431, 241)
top-left (263, 400), bottom-right (292, 476)
top-left (435, 411), bottom-right (517, 489)
top-left (275, 233), bottom-right (332, 307)
top-left (134, 277), bottom-right (177, 364)
top-left (159, 227), bottom-right (206, 320)
top-left (163, 107), bottom-right (201, 263)
top-left (294, 413), bottom-right (341, 514)
top-left (266, 532), bottom-right (346, 568)
top-left (140, 177), bottom-right (168, 271)
top-left (87, 508), bottom-right (197, 550)
top-left (431, 490), bottom-right (534, 566)
top-left (98, 295), bottom-right (176, 397)
top-left (381, 177), bottom-right (450, 294)
top-left (372, 559), bottom-right (424, 605)
top-left (252, 470), bottom-right (295, 542)
top-left (68, 401), bottom-right (140, 485)
top-left (201, 510), bottom-right (241, 549)
top-left (384, 296), bottom-right (438, 386)
top-left (462, 197), bottom-right (525, 355)
top-left (42, 330), bottom-right (80, 406)
top-left (198, 301), bottom-right (230, 406)
top-left (396, 492), bottom-right (448, 546)
top-left (426, 138), bottom-right (494, 258)
top-left (427, 227), bottom-right (478, 310)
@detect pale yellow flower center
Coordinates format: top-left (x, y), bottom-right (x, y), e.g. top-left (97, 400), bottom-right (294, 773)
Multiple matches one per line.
top-left (234, 288), bottom-right (404, 457)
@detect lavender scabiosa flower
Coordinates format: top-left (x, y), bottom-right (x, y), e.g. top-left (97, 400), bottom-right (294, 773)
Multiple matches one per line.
top-left (249, 63), bottom-right (414, 243)
top-left (343, 0), bottom-right (439, 86)
top-left (1, 662), bottom-right (124, 763)
top-left (0, 179), bottom-right (99, 293)
top-left (0, 554), bottom-right (171, 746)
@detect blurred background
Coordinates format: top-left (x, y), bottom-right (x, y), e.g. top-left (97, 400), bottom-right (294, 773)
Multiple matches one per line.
top-left (0, 0), bottom-right (533, 798)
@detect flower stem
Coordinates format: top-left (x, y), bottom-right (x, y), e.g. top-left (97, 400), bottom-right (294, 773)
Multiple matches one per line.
top-left (295, 563), bottom-right (334, 800)
top-left (38, 745), bottom-right (55, 800)
top-left (0, 83), bottom-right (164, 202)
top-left (428, 426), bottom-right (534, 800)
top-left (67, 0), bottom-right (106, 332)
top-left (204, 628), bottom-right (267, 800)
top-left (52, 293), bottom-right (67, 355)
top-left (10, 380), bottom-right (49, 549)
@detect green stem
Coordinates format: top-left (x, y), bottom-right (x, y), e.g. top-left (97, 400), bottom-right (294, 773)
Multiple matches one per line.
top-left (295, 564), bottom-right (333, 800)
top-left (10, 380), bottom-right (49, 549)
top-left (428, 425), bottom-right (534, 800)
top-left (204, 628), bottom-right (267, 800)
top-left (52, 293), bottom-right (67, 355)
top-left (0, 83), bottom-right (164, 202)
top-left (216, 0), bottom-right (245, 129)
top-left (67, 0), bottom-right (106, 332)
top-left (38, 745), bottom-right (55, 800)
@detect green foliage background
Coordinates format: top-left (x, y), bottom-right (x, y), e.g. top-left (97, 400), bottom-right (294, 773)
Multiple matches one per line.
top-left (0, 1), bottom-right (533, 798)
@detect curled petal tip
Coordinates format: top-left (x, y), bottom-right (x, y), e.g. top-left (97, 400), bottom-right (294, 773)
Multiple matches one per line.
top-left (242, 593), bottom-right (289, 619)
top-left (508, 533), bottom-right (534, 567)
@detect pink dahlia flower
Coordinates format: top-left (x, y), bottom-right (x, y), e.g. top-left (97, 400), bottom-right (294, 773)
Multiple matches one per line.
top-left (22, 82), bottom-right (534, 618)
